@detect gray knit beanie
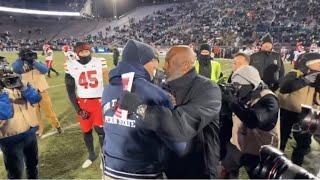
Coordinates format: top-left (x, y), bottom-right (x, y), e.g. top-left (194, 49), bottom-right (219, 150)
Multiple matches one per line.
top-left (231, 65), bottom-right (263, 89)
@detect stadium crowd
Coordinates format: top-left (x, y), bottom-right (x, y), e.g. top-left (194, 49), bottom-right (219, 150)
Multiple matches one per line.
top-left (106, 0), bottom-right (320, 47)
top-left (1, 0), bottom-right (320, 55)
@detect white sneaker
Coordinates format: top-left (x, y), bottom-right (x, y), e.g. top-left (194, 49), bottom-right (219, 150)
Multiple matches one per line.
top-left (82, 159), bottom-right (93, 169)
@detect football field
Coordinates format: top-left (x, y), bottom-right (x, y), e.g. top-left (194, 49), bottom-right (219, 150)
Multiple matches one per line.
top-left (0, 51), bottom-right (318, 178)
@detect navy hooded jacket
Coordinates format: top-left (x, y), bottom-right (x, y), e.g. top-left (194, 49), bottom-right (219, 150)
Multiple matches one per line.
top-left (102, 59), bottom-right (186, 178)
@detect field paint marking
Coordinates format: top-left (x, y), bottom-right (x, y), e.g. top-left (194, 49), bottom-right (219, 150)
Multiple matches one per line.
top-left (49, 83), bottom-right (65, 89)
top-left (40, 123), bottom-right (79, 139)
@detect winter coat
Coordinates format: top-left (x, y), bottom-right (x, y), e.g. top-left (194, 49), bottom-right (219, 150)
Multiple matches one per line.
top-left (230, 89), bottom-right (280, 155)
top-left (0, 85), bottom-right (41, 143)
top-left (145, 68), bottom-right (222, 178)
top-left (195, 60), bottom-right (222, 83)
top-left (278, 69), bottom-right (320, 113)
top-left (250, 51), bottom-right (284, 91)
top-left (102, 61), bottom-right (183, 179)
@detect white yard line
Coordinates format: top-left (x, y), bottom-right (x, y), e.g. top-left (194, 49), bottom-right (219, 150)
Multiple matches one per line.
top-left (40, 123), bottom-right (79, 139)
top-left (49, 83), bottom-right (65, 89)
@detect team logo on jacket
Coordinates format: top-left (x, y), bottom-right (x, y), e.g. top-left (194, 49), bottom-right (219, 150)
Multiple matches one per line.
top-left (104, 72), bottom-right (136, 128)
top-left (103, 100), bottom-right (136, 128)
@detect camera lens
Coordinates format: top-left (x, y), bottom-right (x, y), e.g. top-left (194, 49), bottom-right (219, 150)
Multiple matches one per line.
top-left (253, 146), bottom-right (315, 179)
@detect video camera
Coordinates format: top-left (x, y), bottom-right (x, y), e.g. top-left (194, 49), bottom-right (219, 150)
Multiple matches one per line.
top-left (219, 83), bottom-right (240, 96)
top-left (292, 105), bottom-right (320, 134)
top-left (19, 49), bottom-right (37, 63)
top-left (0, 57), bottom-right (23, 89)
top-left (253, 145), bottom-right (315, 179)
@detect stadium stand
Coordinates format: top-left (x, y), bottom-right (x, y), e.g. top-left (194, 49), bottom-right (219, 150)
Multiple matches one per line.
top-left (0, 0), bottom-right (319, 50)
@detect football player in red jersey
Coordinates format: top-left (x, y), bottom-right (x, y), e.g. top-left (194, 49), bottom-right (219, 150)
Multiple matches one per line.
top-left (65, 42), bottom-right (108, 169)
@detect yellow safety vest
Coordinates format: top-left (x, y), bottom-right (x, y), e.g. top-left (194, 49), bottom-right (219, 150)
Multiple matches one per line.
top-left (195, 60), bottom-right (221, 83)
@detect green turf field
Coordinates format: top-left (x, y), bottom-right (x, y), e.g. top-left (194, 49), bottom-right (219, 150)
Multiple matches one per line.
top-left (0, 51), bottom-right (318, 178)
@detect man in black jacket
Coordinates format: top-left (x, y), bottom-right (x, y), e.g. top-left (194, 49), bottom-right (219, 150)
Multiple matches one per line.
top-left (118, 45), bottom-right (222, 178)
top-left (250, 33), bottom-right (284, 91)
top-left (220, 65), bottom-right (280, 178)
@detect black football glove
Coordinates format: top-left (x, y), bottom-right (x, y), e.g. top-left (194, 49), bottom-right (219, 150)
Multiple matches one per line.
top-left (118, 91), bottom-right (143, 114)
top-left (78, 109), bottom-right (90, 120)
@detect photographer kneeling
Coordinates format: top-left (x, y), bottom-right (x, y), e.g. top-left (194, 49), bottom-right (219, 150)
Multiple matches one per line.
top-left (0, 56), bottom-right (42, 179)
top-left (220, 65), bottom-right (280, 178)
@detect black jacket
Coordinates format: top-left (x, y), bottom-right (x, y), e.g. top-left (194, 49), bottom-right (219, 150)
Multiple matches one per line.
top-left (250, 51), bottom-right (284, 91)
top-left (145, 68), bottom-right (222, 178)
top-left (220, 88), bottom-right (279, 159)
top-left (279, 71), bottom-right (320, 94)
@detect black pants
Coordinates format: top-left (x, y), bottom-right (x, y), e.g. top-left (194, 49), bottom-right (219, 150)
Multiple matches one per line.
top-left (222, 143), bottom-right (260, 179)
top-left (0, 133), bottom-right (38, 179)
top-left (280, 108), bottom-right (312, 166)
top-left (113, 58), bottom-right (119, 66)
top-left (165, 149), bottom-right (209, 179)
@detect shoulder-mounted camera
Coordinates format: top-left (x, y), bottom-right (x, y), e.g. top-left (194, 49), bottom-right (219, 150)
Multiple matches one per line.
top-left (219, 83), bottom-right (240, 96)
top-left (0, 57), bottom-right (22, 89)
top-left (19, 49), bottom-right (37, 63)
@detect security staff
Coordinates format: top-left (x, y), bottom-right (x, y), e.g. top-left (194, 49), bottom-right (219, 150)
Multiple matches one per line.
top-left (278, 53), bottom-right (320, 165)
top-left (195, 43), bottom-right (222, 83)
top-left (250, 33), bottom-right (284, 91)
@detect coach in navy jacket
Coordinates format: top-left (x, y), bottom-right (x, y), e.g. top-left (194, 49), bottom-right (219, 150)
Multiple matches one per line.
top-left (102, 40), bottom-right (185, 179)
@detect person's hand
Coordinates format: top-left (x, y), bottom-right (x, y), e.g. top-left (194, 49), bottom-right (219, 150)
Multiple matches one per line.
top-left (222, 90), bottom-right (237, 105)
top-left (303, 71), bottom-right (320, 84)
top-left (118, 91), bottom-right (143, 114)
top-left (167, 93), bottom-right (176, 107)
top-left (0, 120), bottom-right (7, 128)
top-left (78, 109), bottom-right (90, 120)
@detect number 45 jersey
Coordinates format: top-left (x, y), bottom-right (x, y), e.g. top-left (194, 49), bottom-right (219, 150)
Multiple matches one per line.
top-left (65, 57), bottom-right (107, 98)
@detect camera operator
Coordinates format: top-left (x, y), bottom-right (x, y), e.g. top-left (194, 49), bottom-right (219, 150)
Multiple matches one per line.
top-left (12, 49), bottom-right (62, 136)
top-left (278, 53), bottom-right (320, 166)
top-left (220, 65), bottom-right (280, 178)
top-left (0, 56), bottom-right (42, 179)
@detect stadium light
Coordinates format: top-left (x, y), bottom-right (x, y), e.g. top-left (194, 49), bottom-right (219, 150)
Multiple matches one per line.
top-left (0, 6), bottom-right (81, 16)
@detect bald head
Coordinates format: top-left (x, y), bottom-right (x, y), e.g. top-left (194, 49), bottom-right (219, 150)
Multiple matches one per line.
top-left (164, 45), bottom-right (196, 81)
